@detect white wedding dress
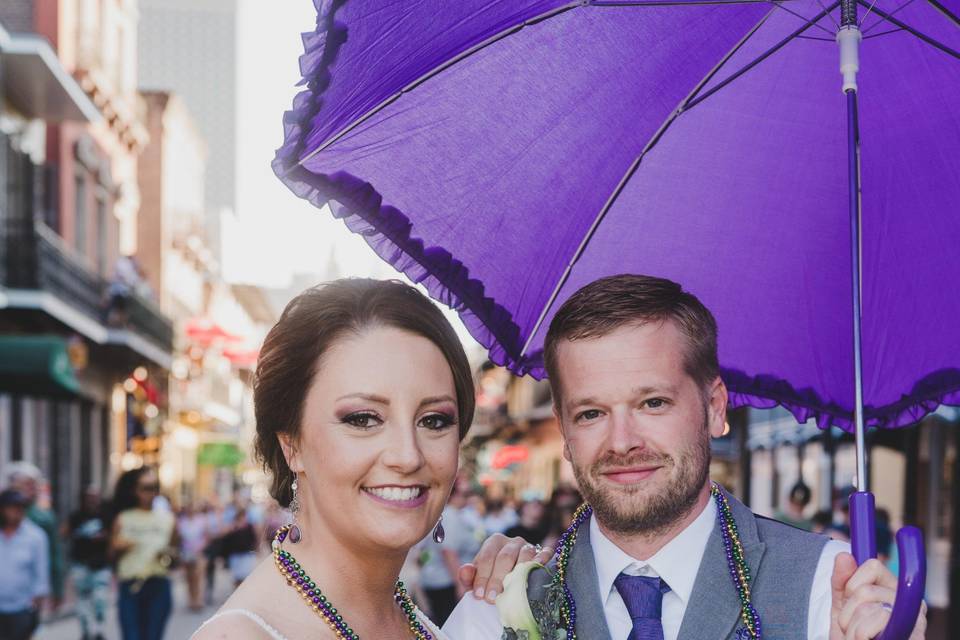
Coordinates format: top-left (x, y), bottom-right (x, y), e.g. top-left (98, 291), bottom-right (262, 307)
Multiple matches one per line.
top-left (194, 607), bottom-right (449, 639)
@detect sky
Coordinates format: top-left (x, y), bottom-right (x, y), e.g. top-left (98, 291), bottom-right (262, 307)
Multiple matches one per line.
top-left (229, 1), bottom-right (393, 288)
top-left (228, 2), bottom-right (480, 352)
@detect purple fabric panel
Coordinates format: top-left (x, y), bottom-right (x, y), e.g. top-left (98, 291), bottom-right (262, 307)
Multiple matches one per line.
top-left (530, 34), bottom-right (855, 424)
top-left (295, 4), bottom-right (769, 337)
top-left (275, 1), bottom-right (960, 429)
top-left (857, 30), bottom-right (960, 421)
top-left (291, 0), bottom-right (571, 162)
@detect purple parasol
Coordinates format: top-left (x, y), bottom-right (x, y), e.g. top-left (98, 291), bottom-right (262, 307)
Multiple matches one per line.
top-left (275, 1), bottom-right (957, 635)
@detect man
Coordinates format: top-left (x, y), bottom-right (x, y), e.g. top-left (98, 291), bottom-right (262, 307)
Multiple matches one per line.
top-left (0, 489), bottom-right (50, 640)
top-left (5, 463), bottom-right (65, 609)
top-left (446, 274), bottom-right (925, 639)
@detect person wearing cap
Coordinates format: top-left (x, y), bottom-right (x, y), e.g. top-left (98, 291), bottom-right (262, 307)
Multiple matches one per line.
top-left (0, 488), bottom-right (50, 640)
top-left (5, 462), bottom-right (65, 609)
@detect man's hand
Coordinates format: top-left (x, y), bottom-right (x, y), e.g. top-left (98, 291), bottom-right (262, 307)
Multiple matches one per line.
top-left (830, 553), bottom-right (926, 640)
top-left (457, 534), bottom-right (553, 604)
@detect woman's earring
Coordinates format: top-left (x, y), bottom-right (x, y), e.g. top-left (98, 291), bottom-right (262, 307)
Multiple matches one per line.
top-left (432, 516), bottom-right (445, 543)
top-left (289, 474), bottom-right (302, 544)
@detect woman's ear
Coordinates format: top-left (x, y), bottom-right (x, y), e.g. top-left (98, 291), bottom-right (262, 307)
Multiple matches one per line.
top-left (277, 432), bottom-right (304, 473)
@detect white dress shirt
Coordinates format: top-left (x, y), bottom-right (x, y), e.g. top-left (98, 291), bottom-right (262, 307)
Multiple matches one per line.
top-left (443, 499), bottom-right (849, 640)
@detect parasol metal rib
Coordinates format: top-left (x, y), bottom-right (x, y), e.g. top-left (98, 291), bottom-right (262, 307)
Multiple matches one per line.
top-left (684, 1), bottom-right (842, 112)
top-left (858, 0), bottom-right (960, 57)
top-left (925, 0), bottom-right (960, 27)
top-left (519, 7), bottom-right (779, 358)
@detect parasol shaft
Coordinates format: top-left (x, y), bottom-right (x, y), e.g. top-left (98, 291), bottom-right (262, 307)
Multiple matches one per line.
top-left (839, 0), bottom-right (866, 490)
top-left (847, 86), bottom-right (867, 492)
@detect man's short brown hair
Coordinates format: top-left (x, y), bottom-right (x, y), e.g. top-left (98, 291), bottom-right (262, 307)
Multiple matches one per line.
top-left (543, 274), bottom-right (719, 406)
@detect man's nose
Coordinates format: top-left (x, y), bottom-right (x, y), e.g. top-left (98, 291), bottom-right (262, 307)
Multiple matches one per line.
top-left (607, 407), bottom-right (646, 455)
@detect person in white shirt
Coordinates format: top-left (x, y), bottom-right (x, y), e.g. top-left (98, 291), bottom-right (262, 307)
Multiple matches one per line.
top-left (446, 274), bottom-right (926, 640)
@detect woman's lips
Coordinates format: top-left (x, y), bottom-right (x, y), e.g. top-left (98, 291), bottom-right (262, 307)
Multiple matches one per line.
top-left (361, 485), bottom-right (429, 509)
top-left (601, 467), bottom-right (662, 484)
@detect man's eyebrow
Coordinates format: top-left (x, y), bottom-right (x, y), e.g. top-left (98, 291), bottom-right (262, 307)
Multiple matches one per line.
top-left (631, 384), bottom-right (679, 396)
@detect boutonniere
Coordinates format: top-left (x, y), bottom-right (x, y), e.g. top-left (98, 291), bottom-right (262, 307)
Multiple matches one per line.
top-left (496, 560), bottom-right (568, 640)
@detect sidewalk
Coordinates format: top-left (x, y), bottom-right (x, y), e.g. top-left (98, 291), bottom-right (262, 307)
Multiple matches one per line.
top-left (36, 567), bottom-right (237, 640)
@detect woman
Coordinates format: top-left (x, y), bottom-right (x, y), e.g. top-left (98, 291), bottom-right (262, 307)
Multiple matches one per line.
top-left (177, 503), bottom-right (209, 611)
top-left (110, 467), bottom-right (176, 640)
top-left (194, 279), bottom-right (544, 639)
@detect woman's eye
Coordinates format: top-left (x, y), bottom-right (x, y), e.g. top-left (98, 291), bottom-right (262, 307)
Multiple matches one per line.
top-left (342, 412), bottom-right (381, 429)
top-left (419, 413), bottom-right (456, 431)
top-left (576, 409), bottom-right (603, 422)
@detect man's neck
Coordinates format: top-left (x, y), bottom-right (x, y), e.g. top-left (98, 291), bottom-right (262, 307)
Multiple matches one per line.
top-left (595, 483), bottom-right (712, 561)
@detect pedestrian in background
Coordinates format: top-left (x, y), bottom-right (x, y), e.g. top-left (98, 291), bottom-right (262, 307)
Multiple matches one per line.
top-left (222, 508), bottom-right (257, 587)
top-left (503, 500), bottom-right (549, 545)
top-left (177, 503), bottom-right (209, 611)
top-left (774, 479), bottom-right (814, 531)
top-left (5, 462), bottom-right (65, 610)
top-left (67, 486), bottom-right (112, 640)
top-left (110, 468), bottom-right (176, 640)
top-left (0, 489), bottom-right (49, 640)
top-left (200, 501), bottom-right (224, 605)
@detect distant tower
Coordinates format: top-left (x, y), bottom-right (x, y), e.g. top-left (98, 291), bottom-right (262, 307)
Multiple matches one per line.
top-left (138, 0), bottom-right (239, 258)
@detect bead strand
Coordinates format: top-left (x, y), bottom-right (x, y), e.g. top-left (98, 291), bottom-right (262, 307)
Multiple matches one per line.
top-left (272, 525), bottom-right (433, 640)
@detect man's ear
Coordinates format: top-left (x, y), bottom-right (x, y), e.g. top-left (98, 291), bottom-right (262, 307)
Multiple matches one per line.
top-left (707, 376), bottom-right (729, 439)
top-left (278, 432), bottom-right (304, 473)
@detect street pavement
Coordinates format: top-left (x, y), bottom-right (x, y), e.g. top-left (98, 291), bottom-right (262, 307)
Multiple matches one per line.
top-left (36, 566), bottom-right (238, 640)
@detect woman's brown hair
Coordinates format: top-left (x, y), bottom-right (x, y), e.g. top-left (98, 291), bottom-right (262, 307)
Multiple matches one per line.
top-left (254, 279), bottom-right (475, 506)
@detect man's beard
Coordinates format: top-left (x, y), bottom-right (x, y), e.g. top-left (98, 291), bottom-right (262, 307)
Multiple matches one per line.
top-left (572, 415), bottom-right (711, 537)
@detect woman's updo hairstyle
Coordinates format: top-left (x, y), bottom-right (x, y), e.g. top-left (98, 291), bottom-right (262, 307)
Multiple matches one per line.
top-left (254, 279), bottom-right (475, 507)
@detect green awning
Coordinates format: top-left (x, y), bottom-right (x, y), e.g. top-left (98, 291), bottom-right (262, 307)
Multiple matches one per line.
top-left (0, 335), bottom-right (81, 397)
top-left (197, 442), bottom-right (245, 467)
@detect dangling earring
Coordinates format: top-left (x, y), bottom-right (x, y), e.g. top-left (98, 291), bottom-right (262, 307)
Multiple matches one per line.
top-left (432, 516), bottom-right (445, 543)
top-left (288, 473), bottom-right (302, 544)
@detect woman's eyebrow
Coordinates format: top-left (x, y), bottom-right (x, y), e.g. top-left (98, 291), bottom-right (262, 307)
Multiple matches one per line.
top-left (335, 393), bottom-right (390, 404)
top-left (417, 395), bottom-right (456, 409)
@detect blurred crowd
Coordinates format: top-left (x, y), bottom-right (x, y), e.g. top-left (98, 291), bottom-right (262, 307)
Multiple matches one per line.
top-left (409, 478), bottom-right (582, 626)
top-left (0, 464), bottom-right (900, 640)
top-left (0, 462), bottom-right (286, 640)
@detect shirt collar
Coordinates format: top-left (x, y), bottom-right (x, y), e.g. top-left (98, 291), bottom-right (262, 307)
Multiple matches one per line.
top-left (590, 495), bottom-right (716, 607)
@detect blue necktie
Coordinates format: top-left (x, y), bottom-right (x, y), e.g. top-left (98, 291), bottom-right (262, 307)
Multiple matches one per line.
top-left (614, 573), bottom-right (671, 640)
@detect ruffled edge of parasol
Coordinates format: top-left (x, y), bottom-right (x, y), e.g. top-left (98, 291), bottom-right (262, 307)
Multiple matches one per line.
top-left (272, 0), bottom-right (960, 433)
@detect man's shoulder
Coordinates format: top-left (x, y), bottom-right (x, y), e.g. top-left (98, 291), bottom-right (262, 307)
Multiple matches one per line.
top-left (20, 518), bottom-right (48, 544)
top-left (753, 513), bottom-right (829, 544)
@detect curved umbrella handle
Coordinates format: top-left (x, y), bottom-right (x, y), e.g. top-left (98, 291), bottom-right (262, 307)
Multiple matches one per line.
top-left (849, 492), bottom-right (926, 640)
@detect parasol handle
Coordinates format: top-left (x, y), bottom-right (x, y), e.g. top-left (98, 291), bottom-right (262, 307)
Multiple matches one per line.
top-left (849, 491), bottom-right (926, 639)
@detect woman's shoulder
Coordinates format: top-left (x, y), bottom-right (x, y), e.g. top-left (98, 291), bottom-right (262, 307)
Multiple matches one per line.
top-left (192, 609), bottom-right (288, 640)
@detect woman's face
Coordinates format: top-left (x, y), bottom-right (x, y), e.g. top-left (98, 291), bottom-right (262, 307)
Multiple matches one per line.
top-left (285, 326), bottom-right (461, 553)
top-left (135, 470), bottom-right (159, 509)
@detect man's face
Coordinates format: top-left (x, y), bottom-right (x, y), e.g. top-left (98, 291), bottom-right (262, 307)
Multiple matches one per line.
top-left (1, 504), bottom-right (26, 528)
top-left (554, 321), bottom-right (727, 536)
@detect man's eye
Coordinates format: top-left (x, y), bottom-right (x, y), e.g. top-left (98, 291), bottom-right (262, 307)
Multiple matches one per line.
top-left (644, 398), bottom-right (668, 409)
top-left (343, 412), bottom-right (380, 428)
top-left (419, 413), bottom-right (456, 431)
top-left (576, 409), bottom-right (603, 422)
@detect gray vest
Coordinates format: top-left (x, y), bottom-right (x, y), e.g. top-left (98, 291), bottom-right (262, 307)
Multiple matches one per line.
top-left (527, 487), bottom-right (828, 639)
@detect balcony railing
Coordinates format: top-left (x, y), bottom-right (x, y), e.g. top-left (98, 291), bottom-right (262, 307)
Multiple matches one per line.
top-left (2, 216), bottom-right (174, 354)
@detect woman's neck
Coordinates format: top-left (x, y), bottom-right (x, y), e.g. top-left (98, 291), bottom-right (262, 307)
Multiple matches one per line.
top-left (282, 519), bottom-right (408, 624)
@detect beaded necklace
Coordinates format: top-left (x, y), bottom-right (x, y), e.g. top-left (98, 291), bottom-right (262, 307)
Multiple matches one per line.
top-left (551, 482), bottom-right (761, 640)
top-left (271, 524), bottom-right (434, 640)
